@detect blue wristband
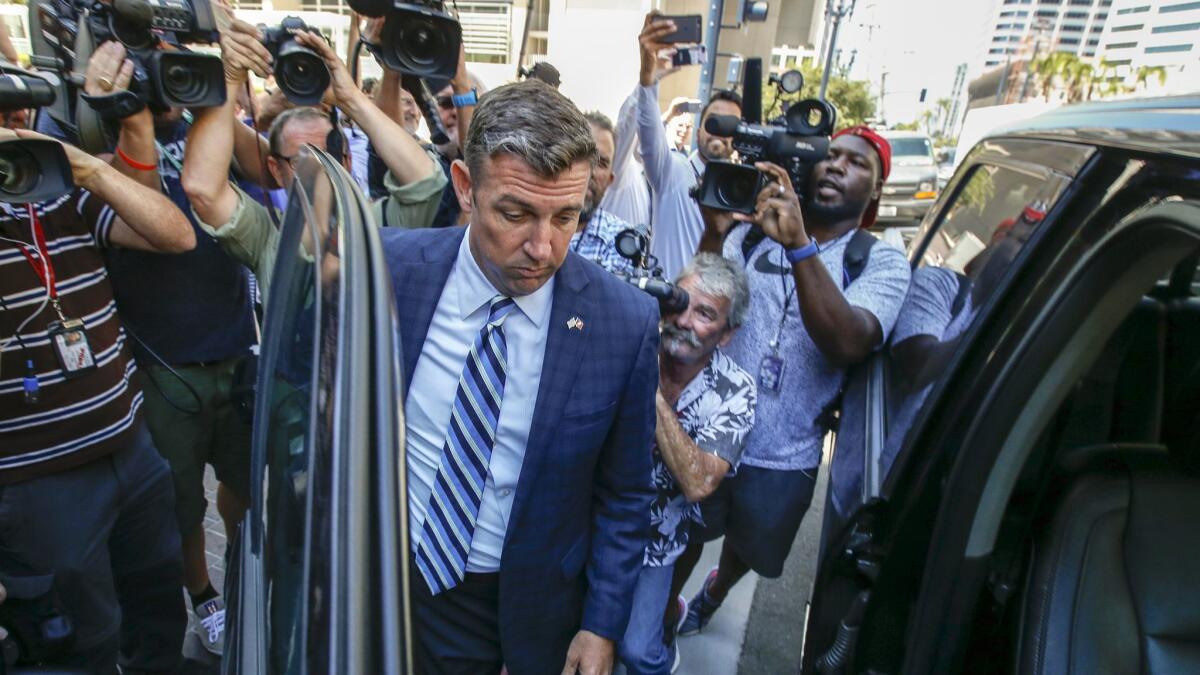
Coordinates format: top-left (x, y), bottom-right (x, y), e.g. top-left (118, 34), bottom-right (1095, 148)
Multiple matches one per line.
top-left (451, 90), bottom-right (478, 108)
top-left (784, 241), bottom-right (819, 264)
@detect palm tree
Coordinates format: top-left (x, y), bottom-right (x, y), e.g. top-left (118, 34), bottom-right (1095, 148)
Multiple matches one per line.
top-left (1033, 52), bottom-right (1074, 102)
top-left (1134, 65), bottom-right (1168, 93)
top-left (935, 97), bottom-right (953, 136)
top-left (1064, 57), bottom-right (1094, 103)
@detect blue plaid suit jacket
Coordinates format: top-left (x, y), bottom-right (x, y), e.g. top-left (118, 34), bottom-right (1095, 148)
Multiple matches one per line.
top-left (382, 227), bottom-right (658, 672)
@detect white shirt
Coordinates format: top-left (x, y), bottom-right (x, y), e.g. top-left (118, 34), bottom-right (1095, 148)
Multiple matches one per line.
top-left (600, 86), bottom-right (652, 230)
top-left (404, 228), bottom-right (554, 571)
top-left (638, 83), bottom-right (706, 280)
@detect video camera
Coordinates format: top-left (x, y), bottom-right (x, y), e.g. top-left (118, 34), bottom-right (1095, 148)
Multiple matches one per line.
top-left (696, 69), bottom-right (837, 214)
top-left (261, 17), bottom-right (331, 106)
top-left (351, 0), bottom-right (463, 81)
top-left (29, 0), bottom-right (227, 152)
top-left (610, 228), bottom-right (690, 316)
top-left (0, 67), bottom-right (75, 204)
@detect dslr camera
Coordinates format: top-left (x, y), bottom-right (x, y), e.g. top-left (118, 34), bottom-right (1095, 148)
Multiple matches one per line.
top-left (0, 66), bottom-right (75, 204)
top-left (696, 79), bottom-right (837, 214)
top-left (261, 17), bottom-right (332, 106)
top-left (29, 0), bottom-right (226, 151)
top-left (350, 0), bottom-right (463, 80)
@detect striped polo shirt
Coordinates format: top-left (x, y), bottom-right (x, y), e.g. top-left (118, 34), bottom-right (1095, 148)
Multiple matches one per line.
top-left (0, 190), bottom-right (142, 484)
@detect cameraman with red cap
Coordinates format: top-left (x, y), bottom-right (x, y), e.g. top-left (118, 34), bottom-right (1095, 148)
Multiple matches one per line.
top-left (671, 125), bottom-right (911, 642)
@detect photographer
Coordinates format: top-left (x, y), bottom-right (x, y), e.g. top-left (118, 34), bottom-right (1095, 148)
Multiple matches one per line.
top-left (184, 16), bottom-right (447, 298)
top-left (676, 129), bottom-right (911, 637)
top-left (0, 122), bottom-right (195, 673)
top-left (637, 12), bottom-right (741, 280)
top-left (599, 85), bottom-right (652, 231)
top-left (67, 35), bottom-right (276, 658)
top-left (618, 253), bottom-right (755, 674)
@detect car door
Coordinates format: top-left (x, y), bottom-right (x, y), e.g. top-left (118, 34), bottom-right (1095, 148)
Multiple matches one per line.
top-left (804, 137), bottom-right (1095, 673)
top-left (222, 147), bottom-right (410, 675)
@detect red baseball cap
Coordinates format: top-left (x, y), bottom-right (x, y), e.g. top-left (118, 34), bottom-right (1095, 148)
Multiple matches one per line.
top-left (831, 125), bottom-right (892, 228)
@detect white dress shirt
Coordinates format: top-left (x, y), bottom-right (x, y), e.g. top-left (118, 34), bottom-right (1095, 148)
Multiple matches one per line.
top-left (404, 228), bottom-right (554, 571)
top-left (600, 86), bottom-right (652, 230)
top-left (638, 83), bottom-right (706, 280)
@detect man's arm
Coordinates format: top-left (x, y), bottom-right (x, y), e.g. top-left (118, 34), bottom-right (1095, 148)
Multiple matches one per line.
top-left (577, 303), bottom-right (659, 645)
top-left (654, 393), bottom-right (732, 502)
top-left (80, 42), bottom-right (161, 190)
top-left (611, 86), bottom-right (640, 180)
top-left (183, 17), bottom-right (272, 229)
top-left (294, 32), bottom-right (437, 186)
top-left (7, 128), bottom-right (194, 253)
top-left (636, 14), bottom-right (682, 192)
top-left (230, 104), bottom-right (279, 190)
top-left (0, 22), bottom-right (20, 64)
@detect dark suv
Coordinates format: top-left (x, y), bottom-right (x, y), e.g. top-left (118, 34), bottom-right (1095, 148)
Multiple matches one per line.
top-left (805, 96), bottom-right (1200, 674)
top-left (220, 97), bottom-right (1200, 674)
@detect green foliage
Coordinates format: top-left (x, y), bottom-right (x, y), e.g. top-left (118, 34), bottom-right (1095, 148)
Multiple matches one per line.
top-left (762, 62), bottom-right (876, 130)
top-left (1029, 52), bottom-right (1168, 102)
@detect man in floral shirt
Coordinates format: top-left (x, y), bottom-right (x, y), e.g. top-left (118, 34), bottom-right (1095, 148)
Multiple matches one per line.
top-left (617, 253), bottom-right (756, 674)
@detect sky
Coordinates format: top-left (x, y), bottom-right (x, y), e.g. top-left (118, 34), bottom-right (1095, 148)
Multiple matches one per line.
top-left (828, 0), bottom-right (997, 127)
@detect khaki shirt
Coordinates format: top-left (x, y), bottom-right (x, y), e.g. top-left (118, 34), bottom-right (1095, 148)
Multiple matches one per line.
top-left (195, 149), bottom-right (448, 299)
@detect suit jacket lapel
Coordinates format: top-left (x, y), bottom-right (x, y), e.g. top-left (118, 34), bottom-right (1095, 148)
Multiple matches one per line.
top-left (395, 228), bottom-right (465, 382)
top-left (507, 253), bottom-right (592, 535)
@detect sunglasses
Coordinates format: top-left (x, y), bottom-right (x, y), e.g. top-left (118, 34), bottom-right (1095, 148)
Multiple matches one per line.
top-left (437, 96), bottom-right (454, 110)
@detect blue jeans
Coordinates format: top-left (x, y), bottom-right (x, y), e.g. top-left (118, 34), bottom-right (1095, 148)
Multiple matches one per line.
top-left (617, 563), bottom-right (675, 675)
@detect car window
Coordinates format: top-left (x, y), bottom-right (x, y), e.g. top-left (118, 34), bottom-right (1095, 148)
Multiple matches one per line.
top-left (253, 149), bottom-right (343, 675)
top-left (889, 137), bottom-right (933, 158)
top-left (880, 161), bottom-right (1074, 473)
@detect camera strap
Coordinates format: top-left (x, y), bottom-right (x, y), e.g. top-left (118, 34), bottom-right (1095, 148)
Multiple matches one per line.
top-left (14, 207), bottom-right (64, 321)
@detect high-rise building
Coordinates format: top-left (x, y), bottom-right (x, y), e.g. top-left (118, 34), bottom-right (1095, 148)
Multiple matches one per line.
top-left (979, 0), bottom-right (1113, 71)
top-left (1094, 0), bottom-right (1200, 91)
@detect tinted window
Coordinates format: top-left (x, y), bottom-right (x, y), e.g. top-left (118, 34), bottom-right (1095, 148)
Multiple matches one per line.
top-left (254, 150), bottom-right (343, 674)
top-left (889, 138), bottom-right (934, 158)
top-left (882, 161), bottom-right (1074, 464)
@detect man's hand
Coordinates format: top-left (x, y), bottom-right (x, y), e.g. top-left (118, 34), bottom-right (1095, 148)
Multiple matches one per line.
top-left (639, 13), bottom-right (681, 87)
top-left (293, 30), bottom-right (364, 111)
top-left (738, 161), bottom-right (810, 250)
top-left (220, 17), bottom-right (271, 85)
top-left (561, 630), bottom-right (615, 675)
top-left (83, 41), bottom-right (150, 129)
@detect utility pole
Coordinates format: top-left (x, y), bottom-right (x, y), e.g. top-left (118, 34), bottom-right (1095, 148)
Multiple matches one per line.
top-left (696, 0), bottom-right (726, 110)
top-left (879, 70), bottom-right (887, 125)
top-left (819, 0), bottom-right (855, 100)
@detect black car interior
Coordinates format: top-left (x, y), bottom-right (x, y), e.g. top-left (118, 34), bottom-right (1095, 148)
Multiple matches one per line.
top-left (963, 258), bottom-right (1200, 674)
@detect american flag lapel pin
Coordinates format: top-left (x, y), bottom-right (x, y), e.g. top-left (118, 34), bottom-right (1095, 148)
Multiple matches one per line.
top-left (567, 316), bottom-right (584, 331)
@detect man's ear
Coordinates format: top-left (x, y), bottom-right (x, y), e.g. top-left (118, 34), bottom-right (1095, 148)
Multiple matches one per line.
top-left (450, 158), bottom-right (474, 216)
top-left (872, 176), bottom-right (884, 202)
top-left (266, 156), bottom-right (285, 188)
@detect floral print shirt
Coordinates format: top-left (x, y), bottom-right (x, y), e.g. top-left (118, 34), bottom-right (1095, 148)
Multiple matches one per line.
top-left (645, 349), bottom-right (756, 567)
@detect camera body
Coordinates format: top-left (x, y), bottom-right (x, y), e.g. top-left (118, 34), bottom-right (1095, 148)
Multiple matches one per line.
top-left (0, 66), bottom-right (74, 204)
top-left (262, 17), bottom-right (332, 106)
top-left (696, 98), bottom-right (837, 214)
top-left (611, 228), bottom-right (690, 316)
top-left (354, 0), bottom-right (463, 81)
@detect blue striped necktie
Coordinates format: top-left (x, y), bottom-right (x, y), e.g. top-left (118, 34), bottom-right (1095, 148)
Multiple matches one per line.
top-left (416, 295), bottom-right (517, 594)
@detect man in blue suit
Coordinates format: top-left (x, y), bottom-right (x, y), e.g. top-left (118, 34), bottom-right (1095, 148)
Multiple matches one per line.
top-left (382, 79), bottom-right (659, 674)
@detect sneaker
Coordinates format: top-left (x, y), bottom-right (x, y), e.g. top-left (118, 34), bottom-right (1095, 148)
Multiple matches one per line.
top-left (679, 567), bottom-right (722, 636)
top-left (193, 596), bottom-right (226, 656)
top-left (664, 594), bottom-right (688, 647)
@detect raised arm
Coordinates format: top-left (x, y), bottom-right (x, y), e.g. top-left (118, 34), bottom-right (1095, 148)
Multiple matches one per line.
top-left (294, 31), bottom-right (437, 186)
top-left (636, 13), bottom-right (682, 191)
top-left (611, 86), bottom-right (640, 179)
top-left (183, 17), bottom-right (272, 228)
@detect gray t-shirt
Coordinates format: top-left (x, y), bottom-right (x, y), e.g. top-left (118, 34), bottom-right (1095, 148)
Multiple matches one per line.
top-left (722, 225), bottom-right (912, 471)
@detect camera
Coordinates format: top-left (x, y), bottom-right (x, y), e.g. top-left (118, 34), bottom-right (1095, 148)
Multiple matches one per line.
top-left (696, 97), bottom-right (837, 214)
top-left (0, 573), bottom-right (77, 667)
top-left (262, 17), bottom-right (332, 106)
top-left (611, 228), bottom-right (690, 316)
top-left (353, 0), bottom-right (463, 81)
top-left (29, 0), bottom-right (226, 152)
top-left (0, 66), bottom-right (74, 204)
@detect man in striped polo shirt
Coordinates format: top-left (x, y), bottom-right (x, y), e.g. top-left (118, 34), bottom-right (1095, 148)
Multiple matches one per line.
top-left (0, 104), bottom-right (196, 672)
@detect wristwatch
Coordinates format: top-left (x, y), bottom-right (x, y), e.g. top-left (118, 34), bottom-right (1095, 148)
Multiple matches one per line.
top-left (784, 241), bottom-right (819, 264)
top-left (451, 89), bottom-right (478, 108)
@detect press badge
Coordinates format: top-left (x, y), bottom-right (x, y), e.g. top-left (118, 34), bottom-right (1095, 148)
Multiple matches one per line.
top-left (758, 353), bottom-right (784, 393)
top-left (48, 318), bottom-right (97, 378)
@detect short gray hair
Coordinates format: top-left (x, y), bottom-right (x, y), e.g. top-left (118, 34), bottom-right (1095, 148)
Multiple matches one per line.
top-left (464, 79), bottom-right (596, 179)
top-left (268, 107), bottom-right (329, 157)
top-left (677, 253), bottom-right (751, 329)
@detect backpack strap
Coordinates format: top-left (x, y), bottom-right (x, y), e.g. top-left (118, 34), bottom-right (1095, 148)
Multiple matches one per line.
top-left (842, 228), bottom-right (878, 289)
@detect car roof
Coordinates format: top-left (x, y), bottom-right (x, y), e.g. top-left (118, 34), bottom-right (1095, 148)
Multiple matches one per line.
top-left (989, 96), bottom-right (1200, 160)
top-left (881, 130), bottom-right (932, 139)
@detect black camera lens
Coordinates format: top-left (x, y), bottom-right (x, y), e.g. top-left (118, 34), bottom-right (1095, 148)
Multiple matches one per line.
top-left (151, 52), bottom-right (227, 108)
top-left (275, 41), bottom-right (331, 106)
top-left (0, 145), bottom-right (40, 198)
top-left (377, 5), bottom-right (463, 80)
top-left (402, 20), bottom-right (446, 68)
top-left (162, 63), bottom-right (207, 104)
top-left (718, 169), bottom-right (759, 208)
